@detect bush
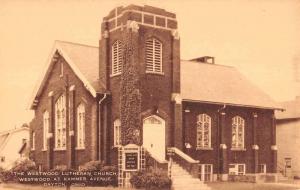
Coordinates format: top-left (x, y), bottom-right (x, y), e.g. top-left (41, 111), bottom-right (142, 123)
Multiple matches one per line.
top-left (0, 159), bottom-right (37, 182)
top-left (130, 169), bottom-right (171, 190)
top-left (79, 161), bottom-right (104, 172)
top-left (11, 159), bottom-right (37, 173)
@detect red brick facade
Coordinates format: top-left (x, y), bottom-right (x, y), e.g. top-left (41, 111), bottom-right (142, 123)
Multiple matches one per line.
top-left (30, 5), bottom-right (277, 180)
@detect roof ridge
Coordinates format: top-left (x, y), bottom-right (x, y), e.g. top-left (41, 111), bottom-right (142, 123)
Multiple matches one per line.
top-left (55, 40), bottom-right (98, 48)
top-left (181, 60), bottom-right (234, 68)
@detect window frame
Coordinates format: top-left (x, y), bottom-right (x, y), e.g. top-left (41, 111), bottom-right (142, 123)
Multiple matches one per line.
top-left (229, 163), bottom-right (246, 175)
top-left (114, 119), bottom-right (121, 147)
top-left (231, 116), bottom-right (245, 150)
top-left (76, 103), bottom-right (85, 149)
top-left (259, 164), bottom-right (267, 174)
top-left (54, 94), bottom-right (66, 150)
top-left (196, 113), bottom-right (212, 149)
top-left (43, 111), bottom-right (49, 151)
top-left (145, 38), bottom-right (163, 74)
top-left (31, 131), bottom-right (35, 150)
top-left (111, 40), bottom-right (123, 76)
top-left (198, 164), bottom-right (213, 181)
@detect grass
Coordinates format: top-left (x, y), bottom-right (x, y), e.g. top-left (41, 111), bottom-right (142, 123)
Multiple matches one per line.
top-left (207, 182), bottom-right (300, 190)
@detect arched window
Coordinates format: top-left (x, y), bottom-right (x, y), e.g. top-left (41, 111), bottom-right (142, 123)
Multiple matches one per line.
top-left (112, 40), bottom-right (122, 75)
top-left (55, 94), bottom-right (66, 149)
top-left (77, 104), bottom-right (85, 149)
top-left (232, 116), bottom-right (245, 149)
top-left (196, 114), bottom-right (211, 148)
top-left (114, 119), bottom-right (121, 147)
top-left (145, 38), bottom-right (162, 73)
top-left (43, 111), bottom-right (49, 150)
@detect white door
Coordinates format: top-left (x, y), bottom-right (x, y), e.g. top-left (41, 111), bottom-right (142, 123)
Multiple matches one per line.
top-left (143, 115), bottom-right (165, 161)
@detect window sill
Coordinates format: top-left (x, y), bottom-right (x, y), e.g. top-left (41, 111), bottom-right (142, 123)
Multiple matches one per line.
top-left (42, 149), bottom-right (47, 152)
top-left (231, 148), bottom-right (246, 151)
top-left (110, 73), bottom-right (121, 78)
top-left (75, 147), bottom-right (85, 150)
top-left (54, 148), bottom-right (66, 151)
top-left (145, 71), bottom-right (164, 75)
top-left (31, 149), bottom-right (35, 151)
top-left (196, 147), bottom-right (213, 150)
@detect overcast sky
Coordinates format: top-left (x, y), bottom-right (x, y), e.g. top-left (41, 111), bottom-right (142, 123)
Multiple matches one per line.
top-left (0, 0), bottom-right (300, 131)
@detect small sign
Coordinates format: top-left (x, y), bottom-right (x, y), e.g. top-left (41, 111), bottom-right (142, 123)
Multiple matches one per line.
top-left (125, 152), bottom-right (138, 170)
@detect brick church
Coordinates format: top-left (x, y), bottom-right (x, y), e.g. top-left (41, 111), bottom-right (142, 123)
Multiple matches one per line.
top-left (29, 5), bottom-right (280, 182)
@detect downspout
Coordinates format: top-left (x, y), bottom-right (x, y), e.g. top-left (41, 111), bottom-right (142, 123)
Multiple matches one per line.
top-left (98, 93), bottom-right (107, 161)
top-left (217, 104), bottom-right (226, 180)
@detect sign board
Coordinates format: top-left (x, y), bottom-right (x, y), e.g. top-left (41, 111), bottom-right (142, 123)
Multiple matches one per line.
top-left (125, 152), bottom-right (138, 170)
top-left (123, 144), bottom-right (140, 171)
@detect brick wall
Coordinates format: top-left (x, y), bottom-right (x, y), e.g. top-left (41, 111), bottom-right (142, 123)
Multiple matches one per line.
top-left (182, 102), bottom-right (275, 175)
top-left (30, 54), bottom-right (98, 169)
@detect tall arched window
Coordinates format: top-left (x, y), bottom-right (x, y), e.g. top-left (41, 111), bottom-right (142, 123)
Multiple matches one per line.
top-left (112, 40), bottom-right (122, 75)
top-left (55, 95), bottom-right (66, 149)
top-left (77, 104), bottom-right (85, 149)
top-left (43, 111), bottom-right (49, 150)
top-left (232, 116), bottom-right (245, 149)
top-left (114, 119), bottom-right (121, 147)
top-left (196, 114), bottom-right (212, 148)
top-left (145, 38), bottom-right (162, 73)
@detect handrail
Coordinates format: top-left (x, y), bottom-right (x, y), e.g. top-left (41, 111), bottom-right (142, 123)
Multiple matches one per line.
top-left (171, 147), bottom-right (199, 164)
top-left (143, 147), bottom-right (168, 164)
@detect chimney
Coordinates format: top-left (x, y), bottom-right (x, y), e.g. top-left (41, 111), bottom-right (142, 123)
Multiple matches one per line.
top-left (190, 56), bottom-right (215, 64)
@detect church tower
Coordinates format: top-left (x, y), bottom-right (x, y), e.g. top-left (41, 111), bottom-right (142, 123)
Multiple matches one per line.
top-left (99, 5), bottom-right (182, 163)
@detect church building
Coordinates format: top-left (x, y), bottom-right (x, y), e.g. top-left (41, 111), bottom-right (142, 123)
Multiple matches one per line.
top-left (29, 5), bottom-right (280, 182)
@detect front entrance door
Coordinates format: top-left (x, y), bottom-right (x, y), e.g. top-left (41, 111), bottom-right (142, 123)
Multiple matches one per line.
top-left (143, 115), bottom-right (165, 161)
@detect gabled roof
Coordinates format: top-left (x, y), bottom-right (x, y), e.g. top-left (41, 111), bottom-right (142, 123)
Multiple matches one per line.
top-left (181, 60), bottom-right (280, 110)
top-left (276, 97), bottom-right (300, 119)
top-left (30, 41), bottom-right (105, 109)
top-left (0, 127), bottom-right (29, 153)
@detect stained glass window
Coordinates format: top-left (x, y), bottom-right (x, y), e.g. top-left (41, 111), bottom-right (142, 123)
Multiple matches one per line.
top-left (196, 114), bottom-right (211, 148)
top-left (77, 104), bottom-right (85, 148)
top-left (55, 95), bottom-right (66, 149)
top-left (232, 116), bottom-right (245, 149)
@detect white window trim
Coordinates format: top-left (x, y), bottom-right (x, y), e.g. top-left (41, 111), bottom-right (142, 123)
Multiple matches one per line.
top-left (231, 116), bottom-right (245, 150)
top-left (198, 164), bottom-right (213, 182)
top-left (229, 163), bottom-right (246, 175)
top-left (31, 132), bottom-right (35, 150)
top-left (76, 103), bottom-right (85, 149)
top-left (196, 114), bottom-right (212, 149)
top-left (259, 164), bottom-right (267, 174)
top-left (114, 119), bottom-right (121, 147)
top-left (111, 40), bottom-right (122, 76)
top-left (55, 95), bottom-right (66, 150)
top-left (145, 38), bottom-right (163, 74)
top-left (42, 111), bottom-right (49, 151)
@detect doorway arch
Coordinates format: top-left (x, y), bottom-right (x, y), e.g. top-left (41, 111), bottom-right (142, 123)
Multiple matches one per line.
top-left (143, 115), bottom-right (166, 161)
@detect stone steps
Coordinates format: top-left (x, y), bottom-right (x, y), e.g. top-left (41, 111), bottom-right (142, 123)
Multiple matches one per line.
top-left (171, 162), bottom-right (211, 190)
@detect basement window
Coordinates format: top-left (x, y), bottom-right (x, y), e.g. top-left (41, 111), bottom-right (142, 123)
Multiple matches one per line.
top-left (198, 164), bottom-right (213, 181)
top-left (229, 164), bottom-right (246, 175)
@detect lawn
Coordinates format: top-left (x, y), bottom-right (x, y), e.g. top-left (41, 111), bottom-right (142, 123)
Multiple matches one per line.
top-left (207, 182), bottom-right (300, 190)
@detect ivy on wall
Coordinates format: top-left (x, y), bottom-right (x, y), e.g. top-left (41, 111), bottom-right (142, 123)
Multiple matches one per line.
top-left (120, 26), bottom-right (142, 145)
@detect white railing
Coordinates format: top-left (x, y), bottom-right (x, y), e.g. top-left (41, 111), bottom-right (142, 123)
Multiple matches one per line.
top-left (171, 147), bottom-right (199, 164)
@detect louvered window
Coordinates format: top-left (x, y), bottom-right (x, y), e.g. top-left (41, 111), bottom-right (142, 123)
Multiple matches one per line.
top-left (145, 38), bottom-right (162, 73)
top-left (112, 40), bottom-right (122, 75)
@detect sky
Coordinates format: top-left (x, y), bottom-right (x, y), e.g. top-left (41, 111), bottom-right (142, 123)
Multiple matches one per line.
top-left (0, 0), bottom-right (300, 131)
